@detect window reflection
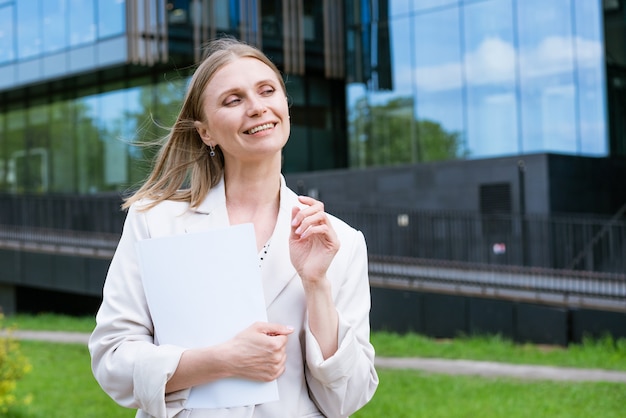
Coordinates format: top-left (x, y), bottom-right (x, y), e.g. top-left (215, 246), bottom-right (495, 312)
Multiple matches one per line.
top-left (98, 89), bottom-right (129, 190)
top-left (574, 0), bottom-right (607, 155)
top-left (50, 99), bottom-right (76, 192)
top-left (69, 0), bottom-right (95, 46)
top-left (16, 0), bottom-right (42, 59)
top-left (346, 0), bottom-right (607, 167)
top-left (76, 94), bottom-right (100, 194)
top-left (0, 113), bottom-right (5, 189)
top-left (22, 106), bottom-right (49, 193)
top-left (518, 0), bottom-right (578, 153)
top-left (98, 0), bottom-right (126, 38)
top-left (5, 109), bottom-right (25, 192)
top-left (464, 0), bottom-right (518, 157)
top-left (43, 0), bottom-right (67, 53)
top-left (413, 7), bottom-right (465, 158)
top-left (0, 5), bottom-right (14, 63)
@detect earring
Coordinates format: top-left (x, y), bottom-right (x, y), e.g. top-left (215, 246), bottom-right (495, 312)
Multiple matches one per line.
top-left (209, 145), bottom-right (216, 157)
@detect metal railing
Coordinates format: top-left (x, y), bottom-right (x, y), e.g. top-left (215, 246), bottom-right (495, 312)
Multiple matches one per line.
top-left (328, 205), bottom-right (626, 276)
top-left (1, 193), bottom-right (625, 277)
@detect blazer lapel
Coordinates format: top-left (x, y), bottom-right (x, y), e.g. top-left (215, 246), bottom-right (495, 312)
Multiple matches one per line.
top-left (262, 177), bottom-right (301, 308)
top-left (183, 178), bottom-right (230, 233)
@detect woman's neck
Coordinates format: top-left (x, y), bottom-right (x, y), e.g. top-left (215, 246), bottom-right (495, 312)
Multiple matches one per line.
top-left (223, 159), bottom-right (281, 249)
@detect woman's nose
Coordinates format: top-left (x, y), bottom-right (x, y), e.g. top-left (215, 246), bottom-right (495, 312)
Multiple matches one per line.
top-left (247, 98), bottom-right (267, 117)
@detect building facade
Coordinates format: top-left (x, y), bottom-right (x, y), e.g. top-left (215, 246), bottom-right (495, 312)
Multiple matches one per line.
top-left (345, 0), bottom-right (616, 166)
top-left (1, 0), bottom-right (623, 198)
top-left (0, 1), bottom-right (624, 337)
top-left (0, 2), bottom-right (625, 269)
top-left (0, 0), bottom-right (347, 196)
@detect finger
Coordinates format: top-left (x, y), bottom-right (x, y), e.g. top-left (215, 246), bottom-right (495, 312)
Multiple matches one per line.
top-left (294, 211), bottom-right (329, 238)
top-left (294, 197), bottom-right (324, 219)
top-left (259, 322), bottom-right (295, 336)
top-left (297, 195), bottom-right (321, 205)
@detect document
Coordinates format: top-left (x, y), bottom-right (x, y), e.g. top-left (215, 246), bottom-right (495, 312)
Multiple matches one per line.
top-left (136, 223), bottom-right (279, 409)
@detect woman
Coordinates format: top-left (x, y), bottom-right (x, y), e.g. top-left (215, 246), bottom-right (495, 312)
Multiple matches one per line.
top-left (89, 37), bottom-right (379, 418)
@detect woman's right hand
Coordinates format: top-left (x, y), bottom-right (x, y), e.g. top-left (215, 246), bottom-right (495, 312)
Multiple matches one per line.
top-left (166, 321), bottom-right (293, 393)
top-left (219, 322), bottom-right (294, 382)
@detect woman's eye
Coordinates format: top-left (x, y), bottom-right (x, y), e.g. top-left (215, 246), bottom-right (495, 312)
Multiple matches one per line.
top-left (224, 97), bottom-right (241, 106)
top-left (261, 87), bottom-right (275, 96)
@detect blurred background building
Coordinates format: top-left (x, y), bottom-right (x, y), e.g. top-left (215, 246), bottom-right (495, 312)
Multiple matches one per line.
top-left (0, 0), bottom-right (624, 343)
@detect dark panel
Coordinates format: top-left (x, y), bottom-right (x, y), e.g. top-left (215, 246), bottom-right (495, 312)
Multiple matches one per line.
top-left (16, 286), bottom-right (100, 316)
top-left (468, 297), bottom-right (515, 339)
top-left (370, 287), bottom-right (422, 333)
top-left (570, 308), bottom-right (626, 342)
top-left (0, 284), bottom-right (16, 315)
top-left (22, 252), bottom-right (53, 287)
top-left (85, 258), bottom-right (110, 296)
top-left (0, 250), bottom-right (20, 284)
top-left (422, 293), bottom-right (467, 338)
top-left (515, 303), bottom-right (568, 346)
top-left (53, 255), bottom-right (86, 292)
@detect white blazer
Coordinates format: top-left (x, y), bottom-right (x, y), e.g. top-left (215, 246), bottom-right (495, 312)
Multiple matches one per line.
top-left (89, 176), bottom-right (379, 418)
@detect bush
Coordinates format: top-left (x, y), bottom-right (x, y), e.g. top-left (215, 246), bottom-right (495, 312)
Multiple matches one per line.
top-left (0, 314), bottom-right (32, 413)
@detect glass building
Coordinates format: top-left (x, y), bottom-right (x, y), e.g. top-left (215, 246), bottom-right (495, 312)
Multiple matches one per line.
top-left (0, 0), bottom-right (623, 203)
top-left (0, 0), bottom-right (347, 195)
top-left (346, 0), bottom-right (612, 167)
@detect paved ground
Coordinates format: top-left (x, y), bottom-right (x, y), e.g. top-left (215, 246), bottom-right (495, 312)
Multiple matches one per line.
top-left (11, 330), bottom-right (626, 384)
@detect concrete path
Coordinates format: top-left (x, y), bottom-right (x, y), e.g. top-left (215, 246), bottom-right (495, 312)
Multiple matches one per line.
top-left (375, 357), bottom-right (626, 383)
top-left (10, 330), bottom-right (626, 384)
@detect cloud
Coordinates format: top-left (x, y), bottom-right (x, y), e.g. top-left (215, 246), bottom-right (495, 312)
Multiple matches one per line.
top-left (414, 35), bottom-right (603, 92)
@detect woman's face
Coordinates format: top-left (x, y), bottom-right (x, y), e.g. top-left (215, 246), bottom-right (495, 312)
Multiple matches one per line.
top-left (195, 57), bottom-right (290, 164)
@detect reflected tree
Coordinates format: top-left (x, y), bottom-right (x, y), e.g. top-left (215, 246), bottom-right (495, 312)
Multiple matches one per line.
top-left (351, 96), bottom-right (465, 166)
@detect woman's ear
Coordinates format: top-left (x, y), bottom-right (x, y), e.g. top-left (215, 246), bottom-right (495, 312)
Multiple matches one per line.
top-left (194, 121), bottom-right (211, 145)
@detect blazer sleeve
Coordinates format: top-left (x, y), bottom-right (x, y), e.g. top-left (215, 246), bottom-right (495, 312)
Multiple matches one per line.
top-left (88, 203), bottom-right (190, 418)
top-left (303, 227), bottom-right (379, 417)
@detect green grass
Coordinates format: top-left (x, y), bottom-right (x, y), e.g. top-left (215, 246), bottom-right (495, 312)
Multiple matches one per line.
top-left (6, 341), bottom-right (134, 418)
top-left (6, 313), bottom-right (96, 333)
top-left (4, 314), bottom-right (626, 417)
top-left (352, 369), bottom-right (626, 418)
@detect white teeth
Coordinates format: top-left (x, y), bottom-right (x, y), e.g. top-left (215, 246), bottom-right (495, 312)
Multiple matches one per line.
top-left (248, 123), bottom-right (274, 134)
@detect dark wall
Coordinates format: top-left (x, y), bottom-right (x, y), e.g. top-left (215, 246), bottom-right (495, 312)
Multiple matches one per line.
top-left (285, 153), bottom-right (626, 217)
top-left (548, 154), bottom-right (626, 214)
top-left (370, 287), bottom-right (626, 345)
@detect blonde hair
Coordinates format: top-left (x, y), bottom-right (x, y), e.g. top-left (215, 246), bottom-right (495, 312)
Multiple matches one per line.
top-left (123, 37), bottom-right (286, 210)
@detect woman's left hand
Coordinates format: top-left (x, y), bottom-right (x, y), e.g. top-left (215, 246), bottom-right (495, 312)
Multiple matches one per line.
top-left (289, 196), bottom-right (340, 284)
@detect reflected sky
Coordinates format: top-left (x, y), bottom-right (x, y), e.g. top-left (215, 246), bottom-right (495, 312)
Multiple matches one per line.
top-left (349, 0), bottom-right (607, 163)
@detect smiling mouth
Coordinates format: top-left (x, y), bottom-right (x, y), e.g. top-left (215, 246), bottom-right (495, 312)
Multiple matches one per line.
top-left (245, 123), bottom-right (275, 134)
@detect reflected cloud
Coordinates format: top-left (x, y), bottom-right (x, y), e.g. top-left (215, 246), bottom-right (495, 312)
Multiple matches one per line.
top-left (414, 35), bottom-right (603, 92)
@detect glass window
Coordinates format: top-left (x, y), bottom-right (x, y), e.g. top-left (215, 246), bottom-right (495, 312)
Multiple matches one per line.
top-left (517, 0), bottom-right (577, 153)
top-left (69, 0), bottom-right (95, 46)
top-left (98, 0), bottom-right (125, 38)
top-left (360, 16), bottom-right (421, 166)
top-left (413, 7), bottom-right (465, 161)
top-left (5, 109), bottom-right (25, 192)
top-left (43, 0), bottom-right (67, 53)
top-left (16, 0), bottom-right (42, 59)
top-left (412, 0), bottom-right (457, 12)
top-left (98, 88), bottom-right (129, 190)
top-left (0, 112), bottom-right (5, 190)
top-left (574, 0), bottom-right (607, 156)
top-left (0, 5), bottom-right (14, 63)
top-left (388, 0), bottom-right (413, 17)
top-left (75, 93), bottom-right (101, 193)
top-left (463, 0), bottom-right (518, 158)
top-left (24, 105), bottom-right (50, 193)
top-left (261, 0), bottom-right (281, 39)
top-left (50, 99), bottom-right (76, 192)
